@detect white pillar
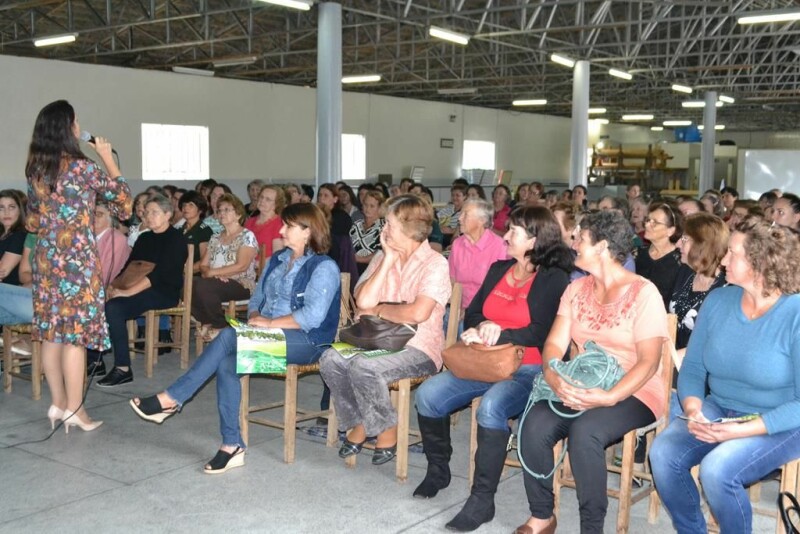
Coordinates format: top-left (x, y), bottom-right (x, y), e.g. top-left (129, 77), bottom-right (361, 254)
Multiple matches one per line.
top-left (316, 2), bottom-right (342, 188)
top-left (569, 60), bottom-right (590, 188)
top-left (699, 91), bottom-right (717, 193)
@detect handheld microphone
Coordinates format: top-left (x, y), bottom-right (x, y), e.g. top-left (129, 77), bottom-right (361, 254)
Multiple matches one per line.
top-left (81, 130), bottom-right (118, 155)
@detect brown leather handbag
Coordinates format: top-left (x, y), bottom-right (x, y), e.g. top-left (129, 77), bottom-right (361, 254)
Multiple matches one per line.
top-left (111, 260), bottom-right (156, 290)
top-left (442, 341), bottom-right (525, 382)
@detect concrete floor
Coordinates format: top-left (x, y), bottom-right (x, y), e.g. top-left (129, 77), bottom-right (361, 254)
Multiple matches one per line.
top-left (0, 351), bottom-right (783, 533)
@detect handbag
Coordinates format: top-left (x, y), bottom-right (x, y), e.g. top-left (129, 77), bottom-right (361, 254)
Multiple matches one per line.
top-left (518, 341), bottom-right (626, 479)
top-left (111, 260), bottom-right (156, 290)
top-left (780, 491), bottom-right (800, 534)
top-left (338, 314), bottom-right (417, 352)
top-left (442, 341), bottom-right (524, 382)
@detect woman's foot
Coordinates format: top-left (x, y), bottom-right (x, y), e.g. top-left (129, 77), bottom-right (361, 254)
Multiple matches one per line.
top-left (513, 516), bottom-right (557, 534)
top-left (62, 410), bottom-right (103, 434)
top-left (372, 444), bottom-right (397, 465)
top-left (129, 393), bottom-right (178, 424)
top-left (47, 405), bottom-right (64, 430)
top-left (204, 445), bottom-right (245, 474)
top-left (339, 427), bottom-right (367, 458)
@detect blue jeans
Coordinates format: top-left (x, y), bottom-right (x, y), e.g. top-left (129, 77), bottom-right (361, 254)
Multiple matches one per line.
top-left (650, 397), bottom-right (800, 534)
top-left (0, 283), bottom-right (33, 325)
top-left (166, 327), bottom-right (325, 447)
top-left (415, 365), bottom-right (541, 431)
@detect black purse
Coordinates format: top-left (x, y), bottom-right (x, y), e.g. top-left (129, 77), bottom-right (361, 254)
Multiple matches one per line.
top-left (780, 491), bottom-right (800, 533)
top-left (338, 314), bottom-right (417, 351)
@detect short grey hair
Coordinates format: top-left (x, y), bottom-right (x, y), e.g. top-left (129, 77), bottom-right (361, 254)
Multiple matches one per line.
top-left (463, 198), bottom-right (494, 229)
top-left (145, 193), bottom-right (174, 216)
top-left (248, 179), bottom-right (266, 189)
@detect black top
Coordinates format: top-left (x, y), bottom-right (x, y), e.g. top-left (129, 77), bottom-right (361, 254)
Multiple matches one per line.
top-left (465, 259), bottom-right (570, 350)
top-left (178, 220), bottom-right (213, 263)
top-left (0, 229), bottom-right (27, 286)
top-left (668, 264), bottom-right (727, 351)
top-left (124, 226), bottom-right (188, 302)
top-left (635, 246), bottom-right (682, 309)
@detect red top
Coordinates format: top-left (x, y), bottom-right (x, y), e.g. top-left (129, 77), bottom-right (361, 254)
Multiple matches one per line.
top-left (482, 272), bottom-right (541, 365)
top-left (245, 215), bottom-right (283, 257)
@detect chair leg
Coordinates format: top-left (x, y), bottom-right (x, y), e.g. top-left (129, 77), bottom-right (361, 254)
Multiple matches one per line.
top-left (31, 340), bottom-right (42, 400)
top-left (239, 375), bottom-right (250, 447)
top-left (616, 430), bottom-right (636, 534)
top-left (395, 378), bottom-right (411, 483)
top-left (284, 365), bottom-right (298, 464)
top-left (553, 440), bottom-right (564, 518)
top-left (180, 313), bottom-right (190, 369)
top-left (144, 311), bottom-right (156, 378)
top-left (468, 397), bottom-right (481, 487)
top-left (3, 327), bottom-right (12, 393)
top-left (326, 401), bottom-right (338, 448)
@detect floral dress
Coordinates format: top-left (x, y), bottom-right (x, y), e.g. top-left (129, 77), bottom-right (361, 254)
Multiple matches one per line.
top-left (26, 159), bottom-right (132, 350)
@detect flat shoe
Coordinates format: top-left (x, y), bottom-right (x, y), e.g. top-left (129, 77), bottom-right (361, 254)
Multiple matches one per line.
top-left (129, 395), bottom-right (177, 424)
top-left (338, 438), bottom-right (366, 458)
top-left (204, 447), bottom-right (245, 474)
top-left (372, 444), bottom-right (397, 465)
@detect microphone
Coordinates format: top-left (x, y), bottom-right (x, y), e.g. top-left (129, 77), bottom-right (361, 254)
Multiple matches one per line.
top-left (81, 130), bottom-right (118, 155)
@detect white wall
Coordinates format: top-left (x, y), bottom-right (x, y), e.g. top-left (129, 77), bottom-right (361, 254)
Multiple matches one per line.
top-left (0, 53), bottom-right (664, 197)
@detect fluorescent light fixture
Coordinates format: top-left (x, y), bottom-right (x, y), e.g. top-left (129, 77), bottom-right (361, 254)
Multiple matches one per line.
top-left (588, 107), bottom-right (607, 114)
top-left (256, 0), bottom-right (312, 11)
top-left (550, 54), bottom-right (575, 68)
top-left (172, 66), bottom-right (215, 77)
top-left (429, 26), bottom-right (470, 46)
top-left (437, 88), bottom-right (478, 95)
top-left (737, 9), bottom-right (800, 24)
top-left (213, 56), bottom-right (258, 68)
top-left (609, 68), bottom-right (633, 80)
top-left (342, 74), bottom-right (381, 84)
top-left (512, 99), bottom-right (547, 106)
top-left (698, 125), bottom-right (726, 130)
top-left (671, 84), bottom-right (693, 94)
top-left (622, 114), bottom-right (654, 121)
top-left (590, 118), bottom-right (610, 125)
top-left (663, 120), bottom-right (693, 126)
top-left (34, 33), bottom-right (77, 47)
top-left (651, 126), bottom-right (665, 131)
top-left (681, 100), bottom-right (723, 108)
top-left (719, 95), bottom-right (735, 104)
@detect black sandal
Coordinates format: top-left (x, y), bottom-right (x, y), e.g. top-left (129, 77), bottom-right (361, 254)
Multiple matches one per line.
top-left (338, 438), bottom-right (367, 458)
top-left (204, 446), bottom-right (245, 474)
top-left (372, 444), bottom-right (397, 465)
top-left (129, 395), bottom-right (177, 424)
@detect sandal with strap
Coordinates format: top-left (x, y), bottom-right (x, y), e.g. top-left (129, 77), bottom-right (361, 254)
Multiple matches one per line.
top-left (129, 395), bottom-right (178, 424)
top-left (204, 446), bottom-right (245, 474)
top-left (338, 438), bottom-right (367, 458)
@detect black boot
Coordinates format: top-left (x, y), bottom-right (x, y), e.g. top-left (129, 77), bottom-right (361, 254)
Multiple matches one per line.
top-left (413, 415), bottom-right (453, 499)
top-left (445, 426), bottom-right (510, 532)
top-left (158, 329), bottom-right (173, 355)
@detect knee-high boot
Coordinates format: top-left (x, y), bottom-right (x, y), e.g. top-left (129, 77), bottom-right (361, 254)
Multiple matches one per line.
top-left (413, 414), bottom-right (453, 499)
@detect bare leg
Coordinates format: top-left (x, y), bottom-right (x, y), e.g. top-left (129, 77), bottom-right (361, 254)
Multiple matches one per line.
top-left (376, 425), bottom-right (397, 448)
top-left (62, 344), bottom-right (91, 420)
top-left (42, 341), bottom-right (66, 410)
top-left (347, 424), bottom-right (366, 444)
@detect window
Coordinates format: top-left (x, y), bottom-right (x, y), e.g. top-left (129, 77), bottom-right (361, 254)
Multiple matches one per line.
top-left (462, 140), bottom-right (495, 170)
top-left (342, 134), bottom-right (366, 181)
top-left (141, 123), bottom-right (209, 181)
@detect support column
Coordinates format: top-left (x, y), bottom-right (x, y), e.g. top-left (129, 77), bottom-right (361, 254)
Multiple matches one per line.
top-left (316, 2), bottom-right (342, 188)
top-left (699, 91), bottom-right (717, 193)
top-left (569, 60), bottom-right (590, 188)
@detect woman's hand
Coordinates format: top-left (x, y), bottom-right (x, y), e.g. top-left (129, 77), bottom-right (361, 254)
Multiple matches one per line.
top-left (477, 321), bottom-right (502, 346)
top-left (107, 287), bottom-right (126, 299)
top-left (248, 315), bottom-right (272, 328)
top-left (89, 136), bottom-right (114, 161)
top-left (199, 265), bottom-right (212, 278)
top-left (461, 328), bottom-right (482, 345)
top-left (379, 226), bottom-right (400, 266)
top-left (561, 385), bottom-right (616, 411)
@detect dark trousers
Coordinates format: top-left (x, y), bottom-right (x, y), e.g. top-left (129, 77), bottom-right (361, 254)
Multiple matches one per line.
top-left (519, 397), bottom-right (654, 534)
top-left (191, 276), bottom-right (250, 328)
top-left (88, 288), bottom-right (177, 368)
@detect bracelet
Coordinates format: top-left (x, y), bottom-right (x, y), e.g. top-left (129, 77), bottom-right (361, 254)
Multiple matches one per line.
top-left (376, 305), bottom-right (383, 320)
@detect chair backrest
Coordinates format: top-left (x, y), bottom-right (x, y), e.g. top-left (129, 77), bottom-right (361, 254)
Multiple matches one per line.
top-left (256, 243), bottom-right (268, 278)
top-left (339, 272), bottom-right (352, 331)
top-left (181, 244), bottom-right (194, 306)
top-left (445, 282), bottom-right (463, 349)
top-left (659, 313), bottom-right (678, 411)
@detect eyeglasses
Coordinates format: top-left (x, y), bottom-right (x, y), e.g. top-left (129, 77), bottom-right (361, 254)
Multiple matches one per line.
top-left (217, 208), bottom-right (236, 214)
top-left (680, 235), bottom-right (691, 243)
top-left (645, 217), bottom-right (669, 227)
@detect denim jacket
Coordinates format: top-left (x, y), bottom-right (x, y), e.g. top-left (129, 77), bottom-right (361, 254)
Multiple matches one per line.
top-left (249, 249), bottom-right (341, 345)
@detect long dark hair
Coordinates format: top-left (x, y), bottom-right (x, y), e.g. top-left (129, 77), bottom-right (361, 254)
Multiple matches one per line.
top-left (508, 205), bottom-right (574, 273)
top-left (0, 190), bottom-right (25, 236)
top-left (25, 100), bottom-right (86, 191)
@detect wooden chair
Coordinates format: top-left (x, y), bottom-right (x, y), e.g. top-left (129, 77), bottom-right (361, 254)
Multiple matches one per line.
top-left (340, 282), bottom-right (463, 482)
top-left (2, 323), bottom-right (42, 400)
top-left (127, 244), bottom-right (194, 377)
top-left (238, 272), bottom-right (353, 463)
top-left (550, 313), bottom-right (678, 533)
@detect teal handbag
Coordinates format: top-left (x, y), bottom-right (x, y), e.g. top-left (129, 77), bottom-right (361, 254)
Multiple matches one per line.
top-left (519, 341), bottom-right (626, 479)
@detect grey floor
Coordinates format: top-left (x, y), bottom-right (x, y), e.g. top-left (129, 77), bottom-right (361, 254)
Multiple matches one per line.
top-left (0, 350), bottom-right (783, 533)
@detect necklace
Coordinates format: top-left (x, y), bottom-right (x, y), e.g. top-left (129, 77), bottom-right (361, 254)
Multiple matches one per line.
top-left (747, 294), bottom-right (780, 320)
top-left (509, 264), bottom-right (535, 287)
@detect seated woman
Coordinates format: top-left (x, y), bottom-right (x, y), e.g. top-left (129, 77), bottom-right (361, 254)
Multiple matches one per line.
top-left (349, 189), bottom-right (385, 275)
top-left (667, 212), bottom-right (729, 420)
top-left (319, 194), bottom-right (451, 466)
top-left (338, 184), bottom-right (364, 223)
top-left (130, 203), bottom-right (341, 474)
top-left (636, 202), bottom-right (683, 308)
top-left (244, 185), bottom-right (286, 260)
top-left (0, 190), bottom-right (28, 289)
top-left (491, 185), bottom-right (511, 235)
top-left (176, 190), bottom-right (213, 273)
top-left (414, 206), bottom-right (572, 532)
top-left (0, 191), bottom-right (35, 354)
top-left (516, 210), bottom-right (670, 534)
top-left (126, 192), bottom-right (151, 246)
top-left (88, 194), bottom-right (188, 386)
top-left (771, 192), bottom-right (800, 230)
top-left (193, 194), bottom-right (258, 342)
top-left (651, 219), bottom-right (800, 534)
